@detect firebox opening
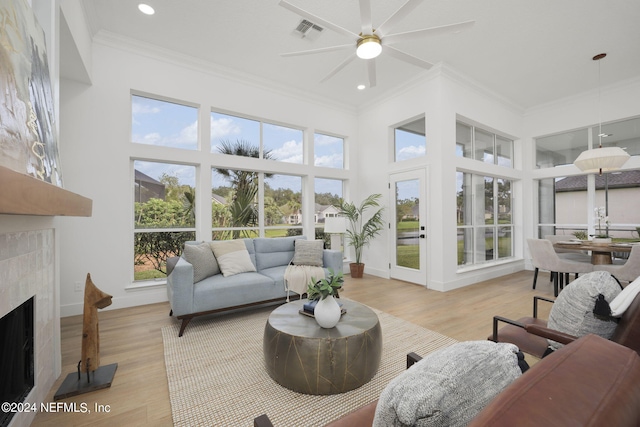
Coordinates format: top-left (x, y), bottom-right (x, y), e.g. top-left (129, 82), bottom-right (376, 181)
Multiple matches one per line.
top-left (0, 297), bottom-right (35, 427)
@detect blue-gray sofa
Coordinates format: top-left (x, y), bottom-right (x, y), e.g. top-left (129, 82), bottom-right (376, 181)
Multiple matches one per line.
top-left (167, 236), bottom-right (343, 336)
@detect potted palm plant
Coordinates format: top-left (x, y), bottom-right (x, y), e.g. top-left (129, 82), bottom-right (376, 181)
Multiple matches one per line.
top-left (339, 193), bottom-right (385, 278)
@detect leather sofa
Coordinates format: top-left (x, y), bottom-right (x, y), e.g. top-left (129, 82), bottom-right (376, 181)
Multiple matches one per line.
top-left (255, 334), bottom-right (640, 426)
top-left (166, 236), bottom-right (342, 336)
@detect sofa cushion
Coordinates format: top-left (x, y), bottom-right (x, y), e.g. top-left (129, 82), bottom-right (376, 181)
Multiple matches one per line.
top-left (547, 270), bottom-right (621, 350)
top-left (210, 239), bottom-right (257, 277)
top-left (373, 340), bottom-right (525, 427)
top-left (192, 272), bottom-right (280, 313)
top-left (182, 242), bottom-right (219, 283)
top-left (254, 236), bottom-right (302, 271)
top-left (292, 239), bottom-right (324, 266)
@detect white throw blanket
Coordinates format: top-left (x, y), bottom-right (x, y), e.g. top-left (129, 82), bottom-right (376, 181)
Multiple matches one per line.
top-left (284, 264), bottom-right (325, 302)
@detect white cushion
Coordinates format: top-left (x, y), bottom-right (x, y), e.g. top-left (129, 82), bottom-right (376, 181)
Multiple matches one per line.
top-left (610, 276), bottom-right (640, 317)
top-left (210, 240), bottom-right (256, 277)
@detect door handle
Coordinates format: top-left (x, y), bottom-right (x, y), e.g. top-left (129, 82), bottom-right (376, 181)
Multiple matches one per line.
top-left (419, 234), bottom-right (426, 239)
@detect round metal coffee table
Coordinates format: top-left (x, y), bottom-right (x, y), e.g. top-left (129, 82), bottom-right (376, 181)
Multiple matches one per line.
top-left (263, 299), bottom-right (382, 395)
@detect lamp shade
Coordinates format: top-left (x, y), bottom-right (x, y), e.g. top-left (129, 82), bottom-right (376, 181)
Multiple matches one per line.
top-left (324, 217), bottom-right (347, 234)
top-left (573, 146), bottom-right (630, 173)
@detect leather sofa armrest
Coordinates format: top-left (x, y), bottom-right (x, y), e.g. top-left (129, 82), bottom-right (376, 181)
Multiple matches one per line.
top-left (523, 324), bottom-right (577, 345)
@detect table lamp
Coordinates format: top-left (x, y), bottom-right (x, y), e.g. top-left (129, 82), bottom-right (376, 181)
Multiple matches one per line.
top-left (324, 217), bottom-right (347, 252)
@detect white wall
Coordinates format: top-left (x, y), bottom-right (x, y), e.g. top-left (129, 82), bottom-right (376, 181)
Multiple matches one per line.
top-left (356, 64), bottom-right (525, 291)
top-left (57, 37), bottom-right (358, 316)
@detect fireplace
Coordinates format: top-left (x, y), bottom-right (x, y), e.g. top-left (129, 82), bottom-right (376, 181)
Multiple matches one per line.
top-left (0, 297), bottom-right (34, 427)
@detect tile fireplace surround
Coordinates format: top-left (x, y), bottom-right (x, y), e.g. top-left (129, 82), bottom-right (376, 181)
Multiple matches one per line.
top-left (0, 230), bottom-right (57, 427)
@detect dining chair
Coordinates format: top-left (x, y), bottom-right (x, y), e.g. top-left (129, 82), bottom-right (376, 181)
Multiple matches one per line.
top-left (527, 239), bottom-right (594, 296)
top-left (544, 234), bottom-right (591, 262)
top-left (594, 245), bottom-right (640, 284)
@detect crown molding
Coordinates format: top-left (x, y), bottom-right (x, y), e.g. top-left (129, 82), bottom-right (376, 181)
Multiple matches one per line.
top-left (358, 61), bottom-right (525, 116)
top-left (92, 30), bottom-right (358, 116)
top-left (524, 74), bottom-right (640, 117)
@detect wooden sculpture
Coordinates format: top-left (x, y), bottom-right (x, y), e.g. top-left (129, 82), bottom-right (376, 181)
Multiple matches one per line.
top-left (81, 273), bottom-right (112, 372)
top-left (54, 273), bottom-right (118, 400)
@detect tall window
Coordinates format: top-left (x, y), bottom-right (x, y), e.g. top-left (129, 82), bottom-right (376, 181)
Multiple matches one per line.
top-left (133, 161), bottom-right (196, 280)
top-left (538, 172), bottom-right (640, 241)
top-left (131, 95), bottom-right (198, 150)
top-left (131, 95), bottom-right (349, 282)
top-left (456, 121), bottom-right (513, 167)
top-left (264, 174), bottom-right (302, 236)
top-left (211, 111), bottom-right (303, 163)
top-left (394, 117), bottom-right (426, 161)
top-left (315, 178), bottom-right (344, 247)
top-left (314, 133), bottom-right (344, 168)
top-left (457, 172), bottom-right (513, 266)
top-left (535, 116), bottom-right (640, 169)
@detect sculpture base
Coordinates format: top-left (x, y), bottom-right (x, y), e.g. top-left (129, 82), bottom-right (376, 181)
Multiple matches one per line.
top-left (54, 363), bottom-right (118, 400)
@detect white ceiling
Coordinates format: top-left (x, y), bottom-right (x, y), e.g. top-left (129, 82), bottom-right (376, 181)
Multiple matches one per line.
top-left (78, 0), bottom-right (640, 110)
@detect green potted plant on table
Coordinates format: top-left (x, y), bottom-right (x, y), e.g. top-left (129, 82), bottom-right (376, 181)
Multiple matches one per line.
top-left (307, 269), bottom-right (344, 328)
top-left (339, 194), bottom-right (385, 278)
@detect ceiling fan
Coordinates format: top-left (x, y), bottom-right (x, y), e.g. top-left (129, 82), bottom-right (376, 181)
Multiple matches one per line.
top-left (279, 0), bottom-right (475, 88)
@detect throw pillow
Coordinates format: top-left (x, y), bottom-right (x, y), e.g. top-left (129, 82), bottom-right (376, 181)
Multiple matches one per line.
top-left (182, 242), bottom-right (220, 283)
top-left (210, 239), bottom-right (256, 277)
top-left (373, 341), bottom-right (525, 427)
top-left (546, 270), bottom-right (621, 350)
top-left (610, 275), bottom-right (640, 317)
top-left (292, 239), bottom-right (324, 266)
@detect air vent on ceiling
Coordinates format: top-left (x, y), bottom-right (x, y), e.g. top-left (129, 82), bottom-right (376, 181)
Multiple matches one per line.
top-left (292, 19), bottom-right (323, 39)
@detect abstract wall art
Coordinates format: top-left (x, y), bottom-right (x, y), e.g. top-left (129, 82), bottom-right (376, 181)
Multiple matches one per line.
top-left (0, 0), bottom-right (62, 186)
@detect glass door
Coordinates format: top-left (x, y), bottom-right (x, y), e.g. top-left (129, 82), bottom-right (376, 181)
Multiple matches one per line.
top-left (389, 170), bottom-right (427, 285)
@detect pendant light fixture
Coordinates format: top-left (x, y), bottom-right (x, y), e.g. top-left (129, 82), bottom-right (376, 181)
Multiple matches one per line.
top-left (574, 53), bottom-right (630, 175)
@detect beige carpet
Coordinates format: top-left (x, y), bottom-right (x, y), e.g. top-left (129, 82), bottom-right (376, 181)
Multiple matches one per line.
top-left (162, 303), bottom-right (457, 427)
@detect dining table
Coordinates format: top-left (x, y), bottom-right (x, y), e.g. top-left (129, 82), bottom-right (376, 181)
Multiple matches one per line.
top-left (553, 240), bottom-right (633, 265)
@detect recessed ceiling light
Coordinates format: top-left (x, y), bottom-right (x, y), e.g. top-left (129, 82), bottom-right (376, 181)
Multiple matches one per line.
top-left (138, 4), bottom-right (155, 15)
top-left (357, 84), bottom-right (366, 90)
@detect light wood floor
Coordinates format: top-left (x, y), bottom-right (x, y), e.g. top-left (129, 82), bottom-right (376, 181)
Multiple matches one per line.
top-left (32, 270), bottom-right (554, 426)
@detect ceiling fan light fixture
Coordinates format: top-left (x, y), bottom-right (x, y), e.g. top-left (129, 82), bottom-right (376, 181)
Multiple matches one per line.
top-left (356, 35), bottom-right (382, 59)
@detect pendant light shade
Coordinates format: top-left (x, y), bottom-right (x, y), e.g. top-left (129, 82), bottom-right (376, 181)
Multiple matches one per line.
top-left (573, 146), bottom-right (630, 174)
top-left (573, 53), bottom-right (630, 174)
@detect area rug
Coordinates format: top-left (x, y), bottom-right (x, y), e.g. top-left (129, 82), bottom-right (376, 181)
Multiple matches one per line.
top-left (162, 303), bottom-right (457, 427)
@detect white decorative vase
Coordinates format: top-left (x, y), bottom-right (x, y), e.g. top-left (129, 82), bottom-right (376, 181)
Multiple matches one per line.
top-left (314, 295), bottom-right (341, 328)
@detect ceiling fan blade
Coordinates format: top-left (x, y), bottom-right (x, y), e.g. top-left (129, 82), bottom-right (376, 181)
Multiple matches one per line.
top-left (359, 0), bottom-right (373, 34)
top-left (385, 46), bottom-right (433, 69)
top-left (320, 53), bottom-right (357, 83)
top-left (367, 59), bottom-right (377, 88)
top-left (279, 0), bottom-right (359, 39)
top-left (375, 0), bottom-right (423, 37)
top-left (281, 44), bottom-right (353, 57)
top-left (383, 20), bottom-right (475, 45)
